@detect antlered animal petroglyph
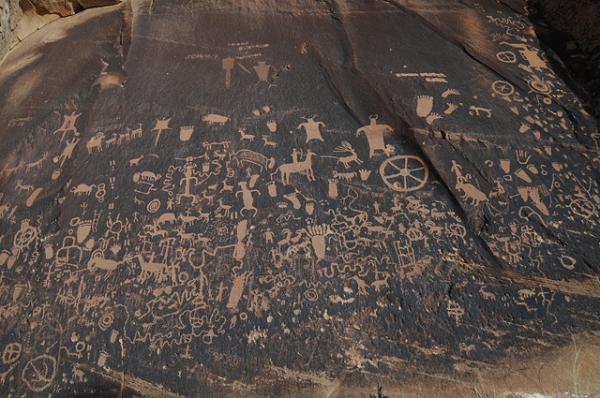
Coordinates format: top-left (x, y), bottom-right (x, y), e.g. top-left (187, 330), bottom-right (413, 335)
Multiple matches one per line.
top-left (334, 141), bottom-right (363, 169)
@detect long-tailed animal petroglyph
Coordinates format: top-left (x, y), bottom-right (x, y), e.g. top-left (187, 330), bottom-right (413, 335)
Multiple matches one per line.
top-left (331, 141), bottom-right (363, 169)
top-left (451, 161), bottom-right (488, 206)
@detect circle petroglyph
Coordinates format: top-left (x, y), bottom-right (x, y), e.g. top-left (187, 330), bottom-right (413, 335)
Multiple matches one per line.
top-left (304, 288), bottom-right (319, 302)
top-left (147, 199), bottom-right (161, 213)
top-left (13, 223), bottom-right (37, 249)
top-left (22, 355), bottom-right (57, 392)
top-left (492, 80), bottom-right (514, 96)
top-left (98, 312), bottom-right (114, 330)
top-left (560, 255), bottom-right (576, 270)
top-left (528, 79), bottom-right (552, 94)
top-left (496, 51), bottom-right (516, 63)
top-left (2, 343), bottom-right (22, 364)
top-left (380, 155), bottom-right (428, 192)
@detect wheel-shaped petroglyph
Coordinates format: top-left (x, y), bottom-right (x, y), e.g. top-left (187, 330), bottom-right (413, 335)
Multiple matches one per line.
top-left (2, 343), bottom-right (22, 364)
top-left (496, 51), bottom-right (516, 63)
top-left (380, 155), bottom-right (428, 192)
top-left (13, 220), bottom-right (38, 249)
top-left (22, 355), bottom-right (57, 392)
top-left (492, 80), bottom-right (514, 96)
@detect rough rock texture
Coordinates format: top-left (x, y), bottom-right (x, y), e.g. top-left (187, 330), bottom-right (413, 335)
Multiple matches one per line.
top-left (535, 0), bottom-right (600, 55)
top-left (534, 0), bottom-right (600, 122)
top-left (30, 0), bottom-right (121, 17)
top-left (0, 0), bottom-right (121, 57)
top-left (0, 0), bottom-right (600, 397)
top-left (0, 0), bottom-right (20, 61)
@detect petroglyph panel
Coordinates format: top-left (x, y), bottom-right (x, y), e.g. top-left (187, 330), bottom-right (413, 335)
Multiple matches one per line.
top-left (0, 0), bottom-right (599, 396)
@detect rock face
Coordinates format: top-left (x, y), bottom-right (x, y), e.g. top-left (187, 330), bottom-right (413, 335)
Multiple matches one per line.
top-left (535, 0), bottom-right (600, 118)
top-left (29, 0), bottom-right (121, 16)
top-left (0, 0), bottom-right (599, 396)
top-left (536, 0), bottom-right (600, 55)
top-left (0, 0), bottom-right (20, 61)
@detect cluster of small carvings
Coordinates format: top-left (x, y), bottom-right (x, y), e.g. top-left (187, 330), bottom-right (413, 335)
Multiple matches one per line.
top-left (0, 1), bottom-right (599, 395)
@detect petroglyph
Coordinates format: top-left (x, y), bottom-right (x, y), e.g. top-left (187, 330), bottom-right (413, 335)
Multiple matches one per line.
top-left (380, 156), bottom-right (428, 192)
top-left (1, 8), bottom-right (600, 395)
top-left (356, 115), bottom-right (393, 158)
top-left (297, 117), bottom-right (325, 143)
top-left (202, 114), bottom-right (230, 125)
top-left (275, 149), bottom-right (316, 184)
top-left (86, 132), bottom-right (104, 153)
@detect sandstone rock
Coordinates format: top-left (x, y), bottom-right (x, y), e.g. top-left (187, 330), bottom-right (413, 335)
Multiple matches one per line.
top-left (0, 0), bottom-right (599, 396)
top-left (536, 0), bottom-right (600, 55)
top-left (29, 0), bottom-right (82, 16)
top-left (534, 0), bottom-right (600, 123)
top-left (0, 0), bottom-right (20, 61)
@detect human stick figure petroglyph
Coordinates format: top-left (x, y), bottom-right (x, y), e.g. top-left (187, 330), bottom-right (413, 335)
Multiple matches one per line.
top-left (53, 112), bottom-right (81, 142)
top-left (356, 115), bottom-right (393, 158)
top-left (236, 182), bottom-right (260, 217)
top-left (54, 137), bottom-right (80, 168)
top-left (297, 117), bottom-right (325, 143)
